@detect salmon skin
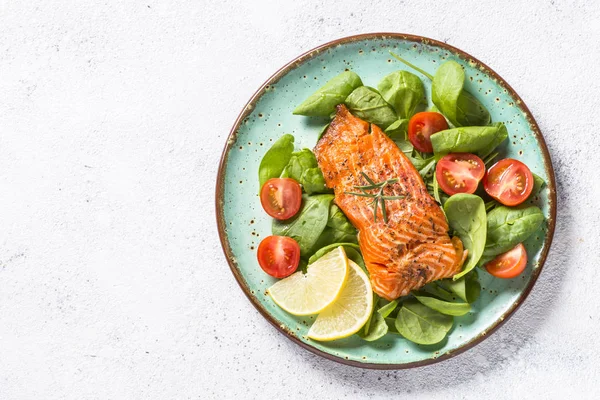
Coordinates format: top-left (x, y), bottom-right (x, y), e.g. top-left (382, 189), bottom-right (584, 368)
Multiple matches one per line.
top-left (314, 105), bottom-right (464, 301)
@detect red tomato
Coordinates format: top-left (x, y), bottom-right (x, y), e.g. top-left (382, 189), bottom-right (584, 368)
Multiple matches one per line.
top-left (257, 236), bottom-right (300, 278)
top-left (485, 243), bottom-right (528, 279)
top-left (260, 178), bottom-right (302, 220)
top-left (436, 153), bottom-right (485, 195)
top-left (408, 112), bottom-right (449, 153)
top-left (484, 159), bottom-right (533, 206)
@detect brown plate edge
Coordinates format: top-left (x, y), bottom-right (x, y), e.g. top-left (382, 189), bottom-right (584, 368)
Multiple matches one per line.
top-left (214, 33), bottom-right (557, 370)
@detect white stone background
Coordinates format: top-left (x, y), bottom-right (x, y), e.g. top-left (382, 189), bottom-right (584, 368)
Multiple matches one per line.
top-left (1, 0), bottom-right (599, 398)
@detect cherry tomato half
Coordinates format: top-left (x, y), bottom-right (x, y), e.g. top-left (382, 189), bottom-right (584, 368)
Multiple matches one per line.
top-left (483, 159), bottom-right (533, 206)
top-left (485, 243), bottom-right (527, 279)
top-left (408, 112), bottom-right (449, 153)
top-left (260, 178), bottom-right (302, 220)
top-left (436, 153), bottom-right (485, 195)
top-left (257, 236), bottom-right (301, 278)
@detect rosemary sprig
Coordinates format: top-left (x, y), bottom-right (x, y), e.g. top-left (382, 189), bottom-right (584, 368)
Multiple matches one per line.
top-left (345, 172), bottom-right (405, 223)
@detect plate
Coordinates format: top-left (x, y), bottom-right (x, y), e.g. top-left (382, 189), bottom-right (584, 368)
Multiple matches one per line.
top-left (215, 33), bottom-right (556, 369)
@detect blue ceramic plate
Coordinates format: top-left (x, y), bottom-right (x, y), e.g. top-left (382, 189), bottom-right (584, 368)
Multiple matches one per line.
top-left (216, 34), bottom-right (556, 369)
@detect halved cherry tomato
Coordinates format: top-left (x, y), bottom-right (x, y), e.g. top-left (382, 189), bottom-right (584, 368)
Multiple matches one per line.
top-left (485, 243), bottom-right (527, 279)
top-left (436, 153), bottom-right (485, 195)
top-left (484, 159), bottom-right (533, 206)
top-left (257, 235), bottom-right (300, 278)
top-left (260, 178), bottom-right (302, 220)
top-left (408, 112), bottom-right (449, 153)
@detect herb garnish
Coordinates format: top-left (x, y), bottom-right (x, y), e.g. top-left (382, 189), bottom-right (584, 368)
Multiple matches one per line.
top-left (345, 172), bottom-right (404, 223)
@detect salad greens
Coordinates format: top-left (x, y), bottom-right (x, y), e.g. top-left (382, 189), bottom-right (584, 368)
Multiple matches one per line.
top-left (377, 70), bottom-right (425, 119)
top-left (282, 149), bottom-right (331, 194)
top-left (272, 194), bottom-right (333, 257)
top-left (257, 54), bottom-right (547, 346)
top-left (432, 60), bottom-right (491, 127)
top-left (293, 71), bottom-right (363, 117)
top-left (430, 123), bottom-right (508, 158)
top-left (444, 194), bottom-right (487, 280)
top-left (395, 299), bottom-right (454, 345)
top-left (483, 205), bottom-right (544, 258)
top-left (258, 134), bottom-right (295, 189)
top-left (345, 86), bottom-right (398, 130)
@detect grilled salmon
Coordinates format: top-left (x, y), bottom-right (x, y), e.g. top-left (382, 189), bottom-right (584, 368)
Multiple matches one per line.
top-left (314, 105), bottom-right (465, 301)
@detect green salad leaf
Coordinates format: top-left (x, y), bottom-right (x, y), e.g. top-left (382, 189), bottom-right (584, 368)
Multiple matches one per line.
top-left (395, 299), bottom-right (453, 345)
top-left (258, 134), bottom-right (295, 189)
top-left (345, 86), bottom-right (397, 130)
top-left (358, 303), bottom-right (388, 341)
top-left (413, 294), bottom-right (471, 316)
top-left (530, 173), bottom-right (545, 198)
top-left (483, 205), bottom-right (544, 258)
top-left (430, 123), bottom-right (508, 158)
top-left (432, 60), bottom-right (491, 127)
top-left (437, 271), bottom-right (481, 304)
top-left (282, 149), bottom-right (331, 194)
top-left (272, 194), bottom-right (333, 257)
top-left (293, 71), bottom-right (363, 117)
top-left (444, 194), bottom-right (487, 280)
top-left (308, 242), bottom-right (361, 266)
top-left (385, 119), bottom-right (409, 141)
top-left (377, 70), bottom-right (425, 119)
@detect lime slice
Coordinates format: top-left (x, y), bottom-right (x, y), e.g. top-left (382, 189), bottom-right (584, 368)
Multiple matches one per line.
top-left (307, 259), bottom-right (373, 341)
top-left (267, 247), bottom-right (349, 316)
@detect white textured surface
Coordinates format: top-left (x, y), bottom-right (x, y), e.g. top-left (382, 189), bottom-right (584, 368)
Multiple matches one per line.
top-left (1, 1), bottom-right (599, 398)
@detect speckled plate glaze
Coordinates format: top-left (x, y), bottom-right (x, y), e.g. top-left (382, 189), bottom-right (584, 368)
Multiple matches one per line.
top-left (216, 33), bottom-right (556, 369)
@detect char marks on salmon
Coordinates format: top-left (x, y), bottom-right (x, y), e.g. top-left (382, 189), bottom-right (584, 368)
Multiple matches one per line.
top-left (314, 105), bottom-right (464, 301)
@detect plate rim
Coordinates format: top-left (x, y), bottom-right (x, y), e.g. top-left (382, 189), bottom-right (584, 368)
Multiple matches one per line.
top-left (215, 32), bottom-right (557, 369)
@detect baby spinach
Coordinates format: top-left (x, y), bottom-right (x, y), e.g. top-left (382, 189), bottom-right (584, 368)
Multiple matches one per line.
top-left (282, 149), bottom-right (331, 194)
top-left (395, 299), bottom-right (453, 345)
top-left (377, 70), bottom-right (425, 119)
top-left (438, 271), bottom-right (481, 303)
top-left (444, 194), bottom-right (487, 280)
top-left (272, 194), bottom-right (333, 257)
top-left (322, 204), bottom-right (358, 243)
top-left (293, 71), bottom-right (363, 117)
top-left (317, 122), bottom-right (330, 140)
top-left (420, 282), bottom-right (456, 302)
top-left (308, 242), bottom-right (361, 265)
top-left (378, 300), bottom-right (399, 318)
top-left (483, 205), bottom-right (544, 258)
top-left (413, 294), bottom-right (471, 316)
top-left (358, 305), bottom-right (388, 341)
top-left (385, 119), bottom-right (409, 141)
top-left (345, 86), bottom-right (398, 130)
top-left (530, 173), bottom-right (545, 198)
top-left (258, 134), bottom-right (295, 189)
top-left (430, 122), bottom-right (508, 158)
top-left (432, 60), bottom-right (491, 127)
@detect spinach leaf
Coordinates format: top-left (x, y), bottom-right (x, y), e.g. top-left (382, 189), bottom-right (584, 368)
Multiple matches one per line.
top-left (437, 271), bottom-right (481, 303)
top-left (258, 134), bottom-right (295, 189)
top-left (345, 86), bottom-right (397, 130)
top-left (432, 60), bottom-right (491, 127)
top-left (272, 194), bottom-right (333, 257)
top-left (378, 300), bottom-right (399, 318)
top-left (307, 242), bottom-right (361, 265)
top-left (308, 203), bottom-right (358, 255)
top-left (282, 149), bottom-right (331, 194)
top-left (293, 71), bottom-right (363, 117)
top-left (385, 119), bottom-right (409, 141)
top-left (483, 205), bottom-right (544, 258)
top-left (420, 283), bottom-right (456, 302)
top-left (413, 294), bottom-right (471, 316)
top-left (430, 122), bottom-right (508, 158)
top-left (529, 173), bottom-right (545, 198)
top-left (377, 70), bottom-right (425, 119)
top-left (358, 305), bottom-right (388, 341)
top-left (444, 194), bottom-right (487, 280)
top-left (395, 299), bottom-right (453, 345)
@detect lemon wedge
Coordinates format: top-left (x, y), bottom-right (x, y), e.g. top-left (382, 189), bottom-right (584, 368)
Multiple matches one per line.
top-left (307, 259), bottom-right (373, 341)
top-left (267, 247), bottom-right (349, 316)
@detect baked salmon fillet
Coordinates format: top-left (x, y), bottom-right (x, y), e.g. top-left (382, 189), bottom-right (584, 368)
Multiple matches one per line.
top-left (314, 105), bottom-right (465, 301)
